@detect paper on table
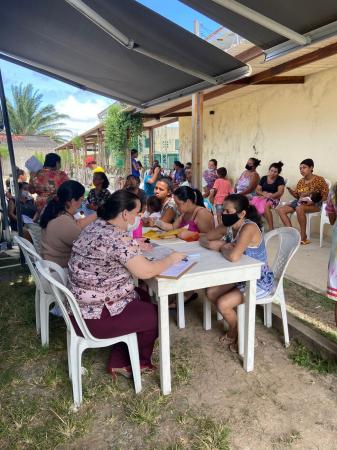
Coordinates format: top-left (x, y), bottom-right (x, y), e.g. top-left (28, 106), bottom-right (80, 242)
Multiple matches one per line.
top-left (158, 259), bottom-right (196, 279)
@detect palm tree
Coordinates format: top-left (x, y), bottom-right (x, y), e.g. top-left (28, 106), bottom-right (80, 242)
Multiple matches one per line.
top-left (6, 84), bottom-right (71, 143)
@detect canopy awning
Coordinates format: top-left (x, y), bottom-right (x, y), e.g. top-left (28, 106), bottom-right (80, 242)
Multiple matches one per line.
top-left (0, 0), bottom-right (250, 108)
top-left (180, 0), bottom-right (337, 60)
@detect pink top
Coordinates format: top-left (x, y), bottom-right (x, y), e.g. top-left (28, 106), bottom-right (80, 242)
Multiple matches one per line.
top-left (179, 207), bottom-right (203, 232)
top-left (68, 219), bottom-right (141, 319)
top-left (326, 190), bottom-right (337, 215)
top-left (212, 178), bottom-right (233, 205)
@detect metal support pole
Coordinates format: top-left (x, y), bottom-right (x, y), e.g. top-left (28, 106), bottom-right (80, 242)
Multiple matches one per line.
top-left (0, 69), bottom-right (24, 239)
top-left (0, 156), bottom-right (11, 247)
top-left (191, 92), bottom-right (203, 191)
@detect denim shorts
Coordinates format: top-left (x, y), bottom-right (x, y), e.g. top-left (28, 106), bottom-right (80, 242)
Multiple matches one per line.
top-left (289, 199), bottom-right (299, 209)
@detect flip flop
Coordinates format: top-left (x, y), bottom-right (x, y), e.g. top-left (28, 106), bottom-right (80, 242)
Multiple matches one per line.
top-left (300, 239), bottom-right (311, 245)
top-left (219, 333), bottom-right (237, 345)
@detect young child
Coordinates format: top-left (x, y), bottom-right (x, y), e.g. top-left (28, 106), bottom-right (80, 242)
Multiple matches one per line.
top-left (209, 167), bottom-right (233, 224)
top-left (298, 191), bottom-right (322, 205)
top-left (143, 195), bottom-right (162, 220)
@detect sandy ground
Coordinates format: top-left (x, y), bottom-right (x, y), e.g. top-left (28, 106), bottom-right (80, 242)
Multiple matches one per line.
top-left (71, 300), bottom-right (337, 450)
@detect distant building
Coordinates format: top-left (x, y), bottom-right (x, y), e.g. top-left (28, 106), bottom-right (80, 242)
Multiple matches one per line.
top-left (139, 126), bottom-right (180, 169)
top-left (0, 134), bottom-right (59, 176)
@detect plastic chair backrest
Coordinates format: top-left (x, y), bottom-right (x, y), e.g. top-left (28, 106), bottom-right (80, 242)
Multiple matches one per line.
top-left (36, 260), bottom-right (97, 342)
top-left (27, 224), bottom-right (42, 255)
top-left (264, 228), bottom-right (300, 281)
top-left (14, 235), bottom-right (43, 290)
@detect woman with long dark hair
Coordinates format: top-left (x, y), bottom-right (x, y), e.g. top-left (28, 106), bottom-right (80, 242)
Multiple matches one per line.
top-left (68, 189), bottom-right (185, 377)
top-left (200, 194), bottom-right (274, 350)
top-left (40, 180), bottom-right (96, 267)
top-left (149, 186), bottom-right (214, 234)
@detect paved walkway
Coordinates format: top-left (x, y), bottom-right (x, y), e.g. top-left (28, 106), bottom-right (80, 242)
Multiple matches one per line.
top-left (268, 234), bottom-right (330, 295)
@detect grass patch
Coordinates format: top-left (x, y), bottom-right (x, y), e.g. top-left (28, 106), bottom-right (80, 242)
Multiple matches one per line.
top-left (290, 344), bottom-right (337, 374)
top-left (272, 429), bottom-right (302, 448)
top-left (284, 279), bottom-right (335, 312)
top-left (0, 266), bottom-right (232, 449)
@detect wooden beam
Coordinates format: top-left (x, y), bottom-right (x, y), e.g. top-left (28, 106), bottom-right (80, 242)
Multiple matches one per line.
top-left (142, 112), bottom-right (192, 119)
top-left (191, 92), bottom-right (203, 191)
top-left (149, 41), bottom-right (337, 115)
top-left (143, 118), bottom-right (178, 130)
top-left (206, 41), bottom-right (337, 101)
top-left (149, 128), bottom-right (154, 166)
top-left (255, 75), bottom-right (305, 84)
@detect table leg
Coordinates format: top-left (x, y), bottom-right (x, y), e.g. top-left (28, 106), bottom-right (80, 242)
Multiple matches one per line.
top-left (243, 280), bottom-right (257, 372)
top-left (177, 292), bottom-right (185, 329)
top-left (158, 294), bottom-right (171, 395)
top-left (203, 293), bottom-right (212, 331)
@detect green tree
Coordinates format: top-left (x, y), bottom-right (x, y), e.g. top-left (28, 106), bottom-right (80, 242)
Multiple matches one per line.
top-left (6, 83), bottom-right (71, 143)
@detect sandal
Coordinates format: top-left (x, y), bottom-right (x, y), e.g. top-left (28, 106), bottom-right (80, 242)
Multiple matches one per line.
top-left (300, 239), bottom-right (311, 245)
top-left (140, 363), bottom-right (157, 373)
top-left (107, 366), bottom-right (132, 379)
top-left (219, 333), bottom-right (237, 345)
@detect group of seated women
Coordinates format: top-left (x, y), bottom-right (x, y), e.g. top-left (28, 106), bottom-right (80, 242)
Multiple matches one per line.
top-left (37, 154), bottom-right (329, 376)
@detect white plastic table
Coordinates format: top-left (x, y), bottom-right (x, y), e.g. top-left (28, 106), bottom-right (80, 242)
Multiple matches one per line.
top-left (145, 240), bottom-right (262, 395)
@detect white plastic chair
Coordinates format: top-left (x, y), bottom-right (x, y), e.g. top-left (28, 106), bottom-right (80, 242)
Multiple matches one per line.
top-left (319, 202), bottom-right (331, 247)
top-left (26, 223), bottom-right (42, 255)
top-left (236, 227), bottom-right (300, 355)
top-left (36, 260), bottom-right (142, 408)
top-left (14, 235), bottom-right (66, 346)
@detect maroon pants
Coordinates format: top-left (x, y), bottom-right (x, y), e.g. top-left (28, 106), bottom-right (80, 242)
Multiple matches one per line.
top-left (70, 288), bottom-right (158, 370)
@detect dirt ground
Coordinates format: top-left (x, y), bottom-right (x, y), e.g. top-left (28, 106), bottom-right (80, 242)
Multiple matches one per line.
top-left (71, 300), bottom-right (337, 450)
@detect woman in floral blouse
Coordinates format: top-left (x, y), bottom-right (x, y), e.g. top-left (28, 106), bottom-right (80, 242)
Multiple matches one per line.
top-left (68, 189), bottom-right (185, 378)
top-left (278, 158), bottom-right (328, 244)
top-left (86, 172), bottom-right (110, 211)
top-left (29, 153), bottom-right (69, 218)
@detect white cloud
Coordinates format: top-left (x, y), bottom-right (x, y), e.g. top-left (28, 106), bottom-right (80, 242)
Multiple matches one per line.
top-left (55, 95), bottom-right (111, 135)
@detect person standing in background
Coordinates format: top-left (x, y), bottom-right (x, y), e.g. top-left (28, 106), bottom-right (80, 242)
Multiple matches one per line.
top-left (131, 149), bottom-right (140, 177)
top-left (202, 159), bottom-right (218, 198)
top-left (29, 153), bottom-right (69, 219)
top-left (209, 167), bottom-right (233, 224)
top-left (325, 183), bottom-right (337, 325)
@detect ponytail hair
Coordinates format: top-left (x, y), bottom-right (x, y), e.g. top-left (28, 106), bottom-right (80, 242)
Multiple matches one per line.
top-left (225, 193), bottom-right (262, 228)
top-left (174, 186), bottom-right (205, 207)
top-left (269, 161), bottom-right (284, 173)
top-left (250, 157), bottom-right (261, 168)
top-left (40, 180), bottom-right (85, 229)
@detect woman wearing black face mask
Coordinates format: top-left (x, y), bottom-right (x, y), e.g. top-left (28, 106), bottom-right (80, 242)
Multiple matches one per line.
top-left (199, 194), bottom-right (273, 350)
top-left (234, 157), bottom-right (261, 198)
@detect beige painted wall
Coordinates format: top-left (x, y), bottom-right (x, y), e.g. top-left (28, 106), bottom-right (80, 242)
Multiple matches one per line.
top-left (179, 65), bottom-right (337, 197)
top-left (179, 65), bottom-right (337, 237)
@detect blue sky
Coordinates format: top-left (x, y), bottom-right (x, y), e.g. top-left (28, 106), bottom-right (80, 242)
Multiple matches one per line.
top-left (0, 0), bottom-right (220, 136)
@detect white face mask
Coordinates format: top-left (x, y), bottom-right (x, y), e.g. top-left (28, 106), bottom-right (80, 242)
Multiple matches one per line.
top-left (127, 215), bottom-right (141, 232)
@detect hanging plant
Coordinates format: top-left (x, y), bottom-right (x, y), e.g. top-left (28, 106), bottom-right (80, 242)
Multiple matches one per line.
top-left (104, 104), bottom-right (143, 168)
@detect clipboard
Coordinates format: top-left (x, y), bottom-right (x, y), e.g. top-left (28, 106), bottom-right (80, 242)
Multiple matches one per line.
top-left (158, 259), bottom-right (197, 279)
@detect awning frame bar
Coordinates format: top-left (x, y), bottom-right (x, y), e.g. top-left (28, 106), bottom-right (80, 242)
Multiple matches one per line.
top-left (65, 0), bottom-right (219, 85)
top-left (209, 0), bottom-right (311, 46)
top-left (265, 20), bottom-right (337, 62)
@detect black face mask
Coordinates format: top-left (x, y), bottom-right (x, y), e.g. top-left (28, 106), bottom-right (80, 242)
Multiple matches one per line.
top-left (222, 213), bottom-right (240, 227)
top-left (245, 164), bottom-right (254, 171)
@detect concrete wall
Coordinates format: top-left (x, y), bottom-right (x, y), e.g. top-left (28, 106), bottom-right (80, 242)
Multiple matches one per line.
top-left (179, 65), bottom-right (337, 193)
top-left (179, 65), bottom-right (337, 237)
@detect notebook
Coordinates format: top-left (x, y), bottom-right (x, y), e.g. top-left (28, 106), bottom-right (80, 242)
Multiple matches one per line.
top-left (158, 259), bottom-right (196, 279)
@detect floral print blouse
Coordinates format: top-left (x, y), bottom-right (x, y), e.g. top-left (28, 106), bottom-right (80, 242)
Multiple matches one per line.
top-left (86, 188), bottom-right (110, 209)
top-left (68, 219), bottom-right (142, 319)
top-left (29, 168), bottom-right (69, 213)
top-left (295, 175), bottom-right (328, 201)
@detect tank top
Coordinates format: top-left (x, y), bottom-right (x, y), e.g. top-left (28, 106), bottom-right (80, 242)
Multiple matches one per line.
top-left (224, 219), bottom-right (274, 294)
top-left (179, 207), bottom-right (203, 232)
